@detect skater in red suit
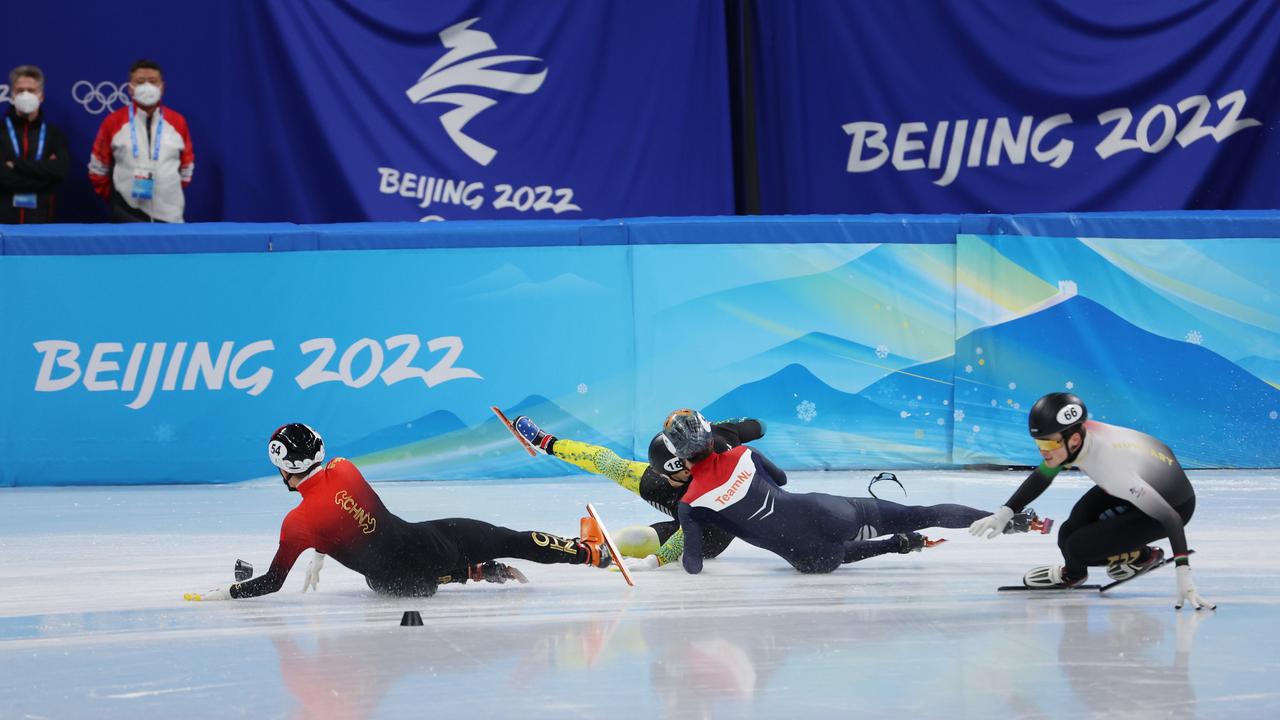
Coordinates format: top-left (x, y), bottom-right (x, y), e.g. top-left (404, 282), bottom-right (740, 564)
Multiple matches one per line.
top-left (184, 423), bottom-right (610, 601)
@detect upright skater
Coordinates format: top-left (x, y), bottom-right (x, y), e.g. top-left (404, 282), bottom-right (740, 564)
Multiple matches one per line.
top-left (968, 392), bottom-right (1214, 610)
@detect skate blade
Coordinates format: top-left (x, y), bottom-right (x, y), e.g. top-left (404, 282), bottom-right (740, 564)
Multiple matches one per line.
top-left (587, 503), bottom-right (635, 588)
top-left (490, 406), bottom-right (537, 457)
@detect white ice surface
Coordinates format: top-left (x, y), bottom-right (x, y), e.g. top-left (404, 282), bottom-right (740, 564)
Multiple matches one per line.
top-left (2, 470), bottom-right (1278, 719)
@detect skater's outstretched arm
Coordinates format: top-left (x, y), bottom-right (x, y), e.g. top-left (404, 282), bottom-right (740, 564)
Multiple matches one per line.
top-left (229, 542), bottom-right (307, 598)
top-left (970, 463), bottom-right (1061, 538)
top-left (186, 518), bottom-right (313, 601)
top-left (1004, 463), bottom-right (1062, 512)
top-left (713, 418), bottom-right (767, 445)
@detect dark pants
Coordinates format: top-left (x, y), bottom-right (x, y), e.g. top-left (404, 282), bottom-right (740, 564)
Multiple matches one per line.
top-left (364, 518), bottom-right (583, 597)
top-left (787, 494), bottom-right (989, 572)
top-left (110, 191), bottom-right (163, 223)
top-left (837, 497), bottom-right (989, 564)
top-left (1058, 486), bottom-right (1196, 576)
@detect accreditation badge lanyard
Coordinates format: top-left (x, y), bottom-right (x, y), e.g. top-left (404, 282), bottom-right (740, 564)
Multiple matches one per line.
top-left (128, 104), bottom-right (164, 200)
top-left (6, 117), bottom-right (45, 209)
top-left (5, 117), bottom-right (46, 159)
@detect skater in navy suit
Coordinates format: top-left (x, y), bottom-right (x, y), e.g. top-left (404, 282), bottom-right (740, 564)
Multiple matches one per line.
top-left (664, 410), bottom-right (1012, 574)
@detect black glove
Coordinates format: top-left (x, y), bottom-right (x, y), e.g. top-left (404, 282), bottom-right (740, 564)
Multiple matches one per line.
top-left (468, 561), bottom-right (529, 584)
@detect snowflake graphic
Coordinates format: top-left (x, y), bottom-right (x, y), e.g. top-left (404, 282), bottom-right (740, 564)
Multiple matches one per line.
top-left (1184, 330), bottom-right (1203, 345)
top-left (154, 425), bottom-right (174, 443)
top-left (796, 400), bottom-right (817, 422)
top-left (953, 409), bottom-right (965, 422)
top-left (875, 345), bottom-right (890, 360)
top-left (964, 364), bottom-right (973, 374)
top-left (577, 383), bottom-right (589, 394)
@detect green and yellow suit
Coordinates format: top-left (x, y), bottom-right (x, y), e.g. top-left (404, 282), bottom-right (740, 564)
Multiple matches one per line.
top-left (546, 419), bottom-right (765, 565)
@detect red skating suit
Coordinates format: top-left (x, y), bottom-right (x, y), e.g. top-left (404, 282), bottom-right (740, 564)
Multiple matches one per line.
top-left (230, 458), bottom-right (453, 598)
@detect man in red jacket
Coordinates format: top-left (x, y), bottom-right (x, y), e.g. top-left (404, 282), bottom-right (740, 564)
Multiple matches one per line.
top-left (88, 59), bottom-right (194, 222)
top-left (184, 423), bottom-right (611, 601)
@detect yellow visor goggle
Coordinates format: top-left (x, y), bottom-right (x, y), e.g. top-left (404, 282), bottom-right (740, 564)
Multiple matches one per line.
top-left (1034, 438), bottom-right (1064, 452)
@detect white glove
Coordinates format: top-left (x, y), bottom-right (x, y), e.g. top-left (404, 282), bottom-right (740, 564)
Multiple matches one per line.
top-left (624, 555), bottom-right (663, 572)
top-left (302, 552), bottom-right (326, 593)
top-left (184, 586), bottom-right (232, 602)
top-left (968, 506), bottom-right (1015, 539)
top-left (1174, 565), bottom-right (1216, 610)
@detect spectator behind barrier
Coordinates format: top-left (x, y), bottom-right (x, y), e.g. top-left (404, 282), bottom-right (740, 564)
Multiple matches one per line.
top-left (1, 64), bottom-right (70, 224)
top-left (88, 59), bottom-right (195, 223)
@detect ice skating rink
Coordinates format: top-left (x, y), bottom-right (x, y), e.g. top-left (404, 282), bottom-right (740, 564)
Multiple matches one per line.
top-left (2, 470), bottom-right (1277, 719)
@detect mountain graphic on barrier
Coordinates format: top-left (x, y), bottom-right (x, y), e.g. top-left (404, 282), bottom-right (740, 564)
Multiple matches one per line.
top-left (954, 295), bottom-right (1280, 468)
top-left (654, 244), bottom-right (957, 377)
top-left (979, 235), bottom-right (1280, 373)
top-left (355, 395), bottom-right (627, 480)
top-left (717, 331), bottom-right (922, 394)
top-left (698, 362), bottom-right (954, 468)
top-left (703, 363), bottom-right (900, 433)
top-left (343, 409), bottom-right (468, 459)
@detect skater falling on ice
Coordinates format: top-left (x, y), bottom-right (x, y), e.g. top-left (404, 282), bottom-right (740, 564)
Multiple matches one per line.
top-left (661, 409), bottom-right (1030, 574)
top-left (503, 412), bottom-right (766, 569)
top-left (184, 423), bottom-right (612, 602)
top-left (967, 392), bottom-right (1215, 610)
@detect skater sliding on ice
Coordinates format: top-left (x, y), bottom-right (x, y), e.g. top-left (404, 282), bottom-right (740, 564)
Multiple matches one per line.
top-left (501, 412), bottom-right (766, 568)
top-left (661, 409), bottom-right (1031, 574)
top-left (968, 393), bottom-right (1215, 610)
top-left (184, 423), bottom-right (611, 601)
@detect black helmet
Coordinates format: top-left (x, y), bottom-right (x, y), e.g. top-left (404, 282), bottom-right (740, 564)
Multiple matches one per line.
top-left (662, 409), bottom-right (713, 461)
top-left (268, 423), bottom-right (325, 489)
top-left (1027, 393), bottom-right (1088, 437)
top-left (647, 432), bottom-right (688, 479)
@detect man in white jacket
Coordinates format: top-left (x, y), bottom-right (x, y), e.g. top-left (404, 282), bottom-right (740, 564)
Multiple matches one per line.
top-left (88, 59), bottom-right (195, 222)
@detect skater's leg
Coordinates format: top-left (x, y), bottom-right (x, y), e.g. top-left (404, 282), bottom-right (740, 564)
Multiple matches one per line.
top-left (1056, 487), bottom-right (1130, 577)
top-left (843, 537), bottom-right (908, 563)
top-left (843, 497), bottom-right (988, 536)
top-left (1061, 496), bottom-right (1195, 569)
top-left (429, 518), bottom-right (590, 566)
top-left (615, 521), bottom-right (670, 558)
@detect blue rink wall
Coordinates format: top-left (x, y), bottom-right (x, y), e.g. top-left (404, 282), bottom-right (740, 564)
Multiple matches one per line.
top-left (2, 213), bottom-right (1278, 486)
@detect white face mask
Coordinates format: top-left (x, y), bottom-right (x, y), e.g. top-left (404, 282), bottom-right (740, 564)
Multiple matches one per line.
top-left (12, 91), bottom-right (40, 115)
top-left (132, 82), bottom-right (162, 106)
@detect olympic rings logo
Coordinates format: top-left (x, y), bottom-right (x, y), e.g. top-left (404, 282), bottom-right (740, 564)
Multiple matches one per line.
top-left (71, 80), bottom-right (130, 115)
